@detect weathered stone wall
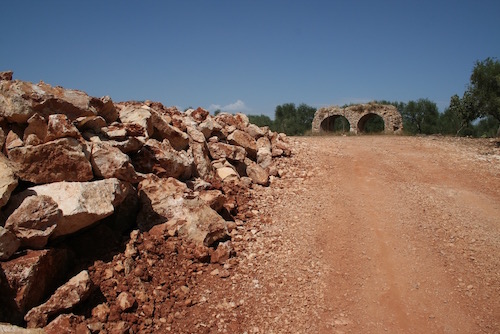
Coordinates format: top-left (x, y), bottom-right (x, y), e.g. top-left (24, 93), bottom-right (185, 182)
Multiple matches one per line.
top-left (312, 103), bottom-right (403, 134)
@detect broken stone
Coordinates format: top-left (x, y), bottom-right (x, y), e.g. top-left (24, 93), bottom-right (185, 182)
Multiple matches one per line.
top-left (0, 226), bottom-right (20, 260)
top-left (210, 241), bottom-right (235, 264)
top-left (5, 195), bottom-right (61, 249)
top-left (0, 323), bottom-right (44, 333)
top-left (133, 139), bottom-right (193, 179)
top-left (0, 80), bottom-right (108, 123)
top-left (90, 142), bottom-right (139, 183)
top-left (23, 113), bottom-right (48, 145)
top-left (150, 110), bottom-right (190, 150)
top-left (118, 105), bottom-right (153, 139)
top-left (245, 159), bottom-right (269, 186)
top-left (25, 270), bottom-right (92, 328)
top-left (44, 313), bottom-right (84, 334)
top-left (190, 141), bottom-right (214, 180)
top-left (116, 292), bottom-right (136, 312)
top-left (216, 166), bottom-right (239, 181)
top-left (227, 129), bottom-right (257, 159)
top-left (45, 114), bottom-right (80, 142)
top-left (5, 129), bottom-right (24, 150)
top-left (199, 189), bottom-right (226, 212)
top-left (245, 123), bottom-right (266, 138)
top-left (137, 175), bottom-right (228, 246)
top-left (15, 178), bottom-right (131, 238)
top-left (0, 154), bottom-right (18, 208)
top-left (208, 142), bottom-right (247, 162)
top-left (7, 137), bottom-right (93, 184)
top-left (74, 115), bottom-right (107, 133)
top-left (0, 249), bottom-right (69, 321)
top-left (198, 116), bottom-right (223, 139)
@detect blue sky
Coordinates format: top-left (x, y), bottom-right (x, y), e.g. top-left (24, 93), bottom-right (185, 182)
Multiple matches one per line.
top-left (2, 1), bottom-right (499, 117)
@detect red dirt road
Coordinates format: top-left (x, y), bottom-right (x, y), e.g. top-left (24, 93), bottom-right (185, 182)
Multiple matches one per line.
top-left (234, 136), bottom-right (500, 333)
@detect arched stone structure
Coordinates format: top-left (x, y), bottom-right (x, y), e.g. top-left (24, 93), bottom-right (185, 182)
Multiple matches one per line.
top-left (312, 103), bottom-right (403, 135)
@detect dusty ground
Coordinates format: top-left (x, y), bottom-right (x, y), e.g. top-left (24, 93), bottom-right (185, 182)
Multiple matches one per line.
top-left (68, 136), bottom-right (500, 334)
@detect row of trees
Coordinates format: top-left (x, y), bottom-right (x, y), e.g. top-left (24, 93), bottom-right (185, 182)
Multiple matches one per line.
top-left (245, 57), bottom-right (500, 137)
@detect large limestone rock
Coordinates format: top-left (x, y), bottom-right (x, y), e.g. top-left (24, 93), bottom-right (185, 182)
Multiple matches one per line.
top-left (0, 154), bottom-right (18, 208)
top-left (0, 226), bottom-right (20, 260)
top-left (24, 270), bottom-right (92, 328)
top-left (7, 138), bottom-right (93, 184)
top-left (0, 249), bottom-right (69, 322)
top-left (133, 139), bottom-right (193, 179)
top-left (227, 129), bottom-right (257, 159)
top-left (0, 79), bottom-right (115, 123)
top-left (137, 175), bottom-right (228, 246)
top-left (90, 142), bottom-right (139, 183)
top-left (17, 178), bottom-right (131, 238)
top-left (5, 195), bottom-right (61, 249)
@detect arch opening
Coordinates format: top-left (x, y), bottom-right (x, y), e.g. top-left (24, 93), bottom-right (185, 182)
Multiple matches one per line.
top-left (357, 113), bottom-right (385, 133)
top-left (320, 115), bottom-right (351, 133)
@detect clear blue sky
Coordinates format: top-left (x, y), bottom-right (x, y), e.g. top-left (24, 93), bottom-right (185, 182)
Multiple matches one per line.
top-left (2, 1), bottom-right (499, 117)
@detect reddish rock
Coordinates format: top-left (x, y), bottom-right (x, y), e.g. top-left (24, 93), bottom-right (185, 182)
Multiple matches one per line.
top-left (0, 80), bottom-right (111, 123)
top-left (5, 195), bottom-right (61, 249)
top-left (0, 154), bottom-right (18, 208)
top-left (227, 129), bottom-right (257, 159)
top-left (118, 105), bottom-right (153, 139)
top-left (137, 175), bottom-right (228, 246)
top-left (0, 248), bottom-right (69, 322)
top-left (23, 113), bottom-right (48, 145)
top-left (45, 114), bottom-right (80, 142)
top-left (91, 303), bottom-right (110, 322)
top-left (44, 313), bottom-right (84, 334)
top-left (133, 139), bottom-right (193, 179)
top-left (245, 159), bottom-right (269, 186)
top-left (245, 123), bottom-right (266, 138)
top-left (210, 241), bottom-right (235, 264)
top-left (7, 137), bottom-right (93, 184)
top-left (5, 129), bottom-right (24, 150)
top-left (198, 116), bottom-right (223, 139)
top-left (90, 142), bottom-right (139, 183)
top-left (116, 292), bottom-right (136, 312)
top-left (25, 270), bottom-right (92, 328)
top-left (208, 142), bottom-right (247, 162)
top-left (199, 189), bottom-right (226, 212)
top-left (74, 115), bottom-right (107, 133)
top-left (150, 110), bottom-right (189, 151)
top-left (0, 226), bottom-right (20, 260)
top-left (190, 141), bottom-right (214, 180)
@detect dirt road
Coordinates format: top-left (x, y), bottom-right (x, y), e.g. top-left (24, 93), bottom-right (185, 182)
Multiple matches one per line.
top-left (227, 136), bottom-right (500, 333)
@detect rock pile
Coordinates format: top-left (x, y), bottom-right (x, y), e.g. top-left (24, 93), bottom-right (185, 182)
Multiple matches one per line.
top-left (0, 71), bottom-right (290, 330)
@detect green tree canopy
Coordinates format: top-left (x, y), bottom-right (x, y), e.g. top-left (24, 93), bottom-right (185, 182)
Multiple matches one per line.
top-left (274, 103), bottom-right (316, 135)
top-left (400, 99), bottom-right (439, 134)
top-left (450, 57), bottom-right (500, 136)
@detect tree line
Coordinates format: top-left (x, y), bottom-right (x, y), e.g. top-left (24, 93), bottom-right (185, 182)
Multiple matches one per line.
top-left (246, 57), bottom-right (500, 137)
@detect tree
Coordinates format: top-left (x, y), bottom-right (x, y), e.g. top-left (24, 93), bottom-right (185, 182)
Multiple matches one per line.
top-left (469, 57), bottom-right (500, 136)
top-left (247, 114), bottom-right (274, 128)
top-left (447, 92), bottom-right (479, 136)
top-left (400, 99), bottom-right (439, 134)
top-left (274, 103), bottom-right (316, 135)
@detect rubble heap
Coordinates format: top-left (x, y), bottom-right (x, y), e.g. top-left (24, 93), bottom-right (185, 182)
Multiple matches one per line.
top-left (0, 71), bottom-right (290, 331)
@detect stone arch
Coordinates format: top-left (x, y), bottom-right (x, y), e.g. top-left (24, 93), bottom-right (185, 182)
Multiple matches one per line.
top-left (357, 113), bottom-right (384, 133)
top-left (320, 115), bottom-right (351, 132)
top-left (312, 103), bottom-right (403, 135)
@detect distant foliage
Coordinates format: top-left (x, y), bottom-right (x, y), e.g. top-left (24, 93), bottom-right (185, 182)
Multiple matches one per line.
top-left (247, 114), bottom-right (274, 128)
top-left (273, 103), bottom-right (316, 136)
